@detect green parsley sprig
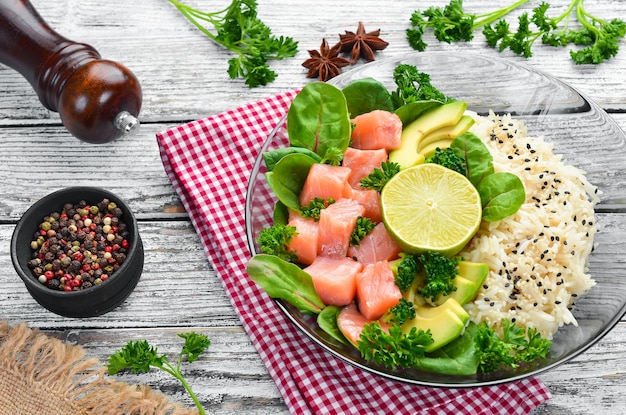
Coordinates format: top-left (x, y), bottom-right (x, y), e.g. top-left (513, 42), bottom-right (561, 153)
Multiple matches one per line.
top-left (300, 197), bottom-right (335, 221)
top-left (484, 0), bottom-right (626, 64)
top-left (360, 161), bottom-right (401, 192)
top-left (391, 64), bottom-right (455, 106)
top-left (107, 332), bottom-right (211, 415)
top-left (475, 320), bottom-right (552, 372)
top-left (408, 0), bottom-right (625, 64)
top-left (350, 216), bottom-right (376, 246)
top-left (407, 0), bottom-right (531, 51)
top-left (358, 323), bottom-right (433, 369)
top-left (167, 0), bottom-right (298, 87)
top-left (258, 224), bottom-right (298, 262)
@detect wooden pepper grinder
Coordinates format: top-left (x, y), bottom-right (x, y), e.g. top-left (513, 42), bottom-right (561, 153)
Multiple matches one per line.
top-left (0, 0), bottom-right (142, 143)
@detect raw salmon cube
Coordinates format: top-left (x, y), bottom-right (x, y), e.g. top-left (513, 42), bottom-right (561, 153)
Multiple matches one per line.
top-left (299, 164), bottom-right (353, 206)
top-left (350, 110), bottom-right (402, 151)
top-left (304, 256), bottom-right (363, 306)
top-left (356, 261), bottom-right (402, 320)
top-left (348, 188), bottom-right (382, 223)
top-left (337, 302), bottom-right (390, 346)
top-left (318, 198), bottom-right (365, 258)
top-left (348, 222), bottom-right (401, 265)
top-left (287, 211), bottom-right (319, 265)
top-left (342, 147), bottom-right (388, 188)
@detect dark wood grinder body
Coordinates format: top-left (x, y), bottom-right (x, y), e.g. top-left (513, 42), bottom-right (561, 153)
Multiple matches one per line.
top-left (0, 0), bottom-right (142, 143)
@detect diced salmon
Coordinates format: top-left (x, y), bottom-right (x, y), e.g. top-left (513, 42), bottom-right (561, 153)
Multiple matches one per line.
top-left (348, 188), bottom-right (382, 222)
top-left (348, 222), bottom-right (402, 265)
top-left (342, 147), bottom-right (388, 188)
top-left (287, 211), bottom-right (319, 265)
top-left (356, 261), bottom-right (402, 320)
top-left (304, 256), bottom-right (363, 306)
top-left (299, 164), bottom-right (353, 206)
top-left (318, 198), bottom-right (365, 258)
top-left (336, 303), bottom-right (390, 346)
top-left (350, 110), bottom-right (403, 151)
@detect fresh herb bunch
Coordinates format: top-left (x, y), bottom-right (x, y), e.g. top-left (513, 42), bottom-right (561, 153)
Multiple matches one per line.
top-left (358, 324), bottom-right (433, 369)
top-left (407, 0), bottom-right (531, 51)
top-left (258, 224), bottom-right (298, 261)
top-left (407, 0), bottom-right (625, 65)
top-left (483, 0), bottom-right (626, 64)
top-left (107, 332), bottom-right (211, 415)
top-left (391, 64), bottom-right (455, 106)
top-left (475, 320), bottom-right (552, 372)
top-left (168, 0), bottom-right (298, 87)
top-left (360, 161), bottom-right (401, 191)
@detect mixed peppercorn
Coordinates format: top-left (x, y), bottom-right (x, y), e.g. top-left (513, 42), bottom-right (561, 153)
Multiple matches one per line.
top-left (27, 198), bottom-right (130, 291)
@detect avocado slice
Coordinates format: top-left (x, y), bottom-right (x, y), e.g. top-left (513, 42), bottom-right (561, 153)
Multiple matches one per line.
top-left (402, 298), bottom-right (470, 352)
top-left (417, 115), bottom-right (475, 153)
top-left (433, 261), bottom-right (489, 306)
top-left (418, 138), bottom-right (454, 158)
top-left (389, 101), bottom-right (468, 169)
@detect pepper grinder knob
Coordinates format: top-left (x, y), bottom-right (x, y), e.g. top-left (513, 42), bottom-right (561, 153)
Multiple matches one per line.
top-left (0, 0), bottom-right (142, 144)
top-left (115, 111), bottom-right (140, 134)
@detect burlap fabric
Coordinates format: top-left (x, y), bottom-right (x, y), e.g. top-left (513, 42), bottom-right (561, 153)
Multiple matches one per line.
top-left (0, 321), bottom-right (199, 415)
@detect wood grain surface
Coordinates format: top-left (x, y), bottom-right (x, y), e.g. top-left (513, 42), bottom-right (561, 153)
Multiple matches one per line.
top-left (1, 0), bottom-right (624, 414)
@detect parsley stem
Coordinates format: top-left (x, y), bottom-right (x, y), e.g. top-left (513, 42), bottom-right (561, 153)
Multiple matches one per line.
top-left (474, 0), bottom-right (531, 28)
top-left (575, 0), bottom-right (605, 35)
top-left (168, 0), bottom-right (222, 44)
top-left (160, 360), bottom-right (207, 415)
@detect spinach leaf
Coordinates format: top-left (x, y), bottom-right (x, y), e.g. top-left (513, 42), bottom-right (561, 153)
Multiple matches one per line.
top-left (263, 147), bottom-right (322, 171)
top-left (287, 82), bottom-right (351, 160)
top-left (317, 305), bottom-right (349, 345)
top-left (247, 254), bottom-right (325, 314)
top-left (272, 200), bottom-right (289, 226)
top-left (342, 77), bottom-right (394, 117)
top-left (265, 153), bottom-right (317, 211)
top-left (451, 133), bottom-right (524, 222)
top-left (450, 132), bottom-right (494, 186)
top-left (413, 322), bottom-right (480, 375)
top-left (478, 172), bottom-right (526, 222)
top-left (394, 100), bottom-right (442, 126)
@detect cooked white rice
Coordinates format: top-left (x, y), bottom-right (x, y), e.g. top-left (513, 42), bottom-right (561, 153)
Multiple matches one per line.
top-left (458, 111), bottom-right (599, 339)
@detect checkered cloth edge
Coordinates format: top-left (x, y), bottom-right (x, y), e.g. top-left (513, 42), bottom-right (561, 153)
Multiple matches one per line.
top-left (155, 90), bottom-right (551, 415)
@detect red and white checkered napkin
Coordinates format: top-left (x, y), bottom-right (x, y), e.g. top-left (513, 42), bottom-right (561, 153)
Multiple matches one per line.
top-left (156, 90), bottom-right (551, 415)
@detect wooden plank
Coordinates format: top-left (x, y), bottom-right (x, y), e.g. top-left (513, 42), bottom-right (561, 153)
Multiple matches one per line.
top-left (1, 0), bottom-right (624, 125)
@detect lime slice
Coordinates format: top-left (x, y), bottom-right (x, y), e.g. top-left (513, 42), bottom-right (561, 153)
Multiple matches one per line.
top-left (381, 163), bottom-right (481, 256)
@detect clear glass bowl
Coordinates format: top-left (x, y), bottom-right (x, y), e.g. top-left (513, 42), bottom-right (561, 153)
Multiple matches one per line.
top-left (245, 51), bottom-right (626, 386)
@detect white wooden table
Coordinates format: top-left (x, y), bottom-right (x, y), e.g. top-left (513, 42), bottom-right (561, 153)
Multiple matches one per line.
top-left (1, 0), bottom-right (624, 413)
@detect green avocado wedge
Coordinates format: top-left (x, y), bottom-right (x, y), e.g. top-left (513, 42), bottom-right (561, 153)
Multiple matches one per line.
top-left (434, 261), bottom-right (489, 306)
top-left (389, 100), bottom-right (468, 169)
top-left (402, 298), bottom-right (470, 353)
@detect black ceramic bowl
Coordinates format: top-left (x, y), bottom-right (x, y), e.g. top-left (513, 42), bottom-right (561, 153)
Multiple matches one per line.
top-left (11, 187), bottom-right (144, 318)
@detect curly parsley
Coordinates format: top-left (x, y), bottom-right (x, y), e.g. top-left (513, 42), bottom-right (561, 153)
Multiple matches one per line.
top-left (167, 0), bottom-right (298, 86)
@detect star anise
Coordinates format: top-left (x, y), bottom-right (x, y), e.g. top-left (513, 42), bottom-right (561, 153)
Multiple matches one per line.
top-left (339, 22), bottom-right (389, 64)
top-left (302, 38), bottom-right (350, 82)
